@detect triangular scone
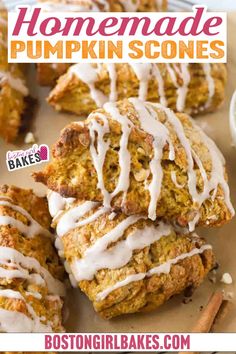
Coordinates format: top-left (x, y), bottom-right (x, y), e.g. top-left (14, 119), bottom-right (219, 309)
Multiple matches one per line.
top-left (38, 0), bottom-right (167, 12)
top-left (48, 63), bottom-right (226, 117)
top-left (0, 10), bottom-right (30, 143)
top-left (48, 192), bottom-right (215, 319)
top-left (0, 185), bottom-right (65, 332)
top-left (34, 99), bottom-right (234, 228)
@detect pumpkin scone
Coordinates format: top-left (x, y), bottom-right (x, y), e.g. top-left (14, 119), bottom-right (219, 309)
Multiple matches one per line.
top-left (0, 185), bottom-right (65, 332)
top-left (0, 10), bottom-right (30, 143)
top-left (47, 191), bottom-right (215, 319)
top-left (47, 63), bottom-right (227, 116)
top-left (33, 99), bottom-right (234, 229)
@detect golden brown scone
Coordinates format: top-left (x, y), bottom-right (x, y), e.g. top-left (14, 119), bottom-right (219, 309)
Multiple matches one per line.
top-left (48, 63), bottom-right (227, 116)
top-left (34, 99), bottom-right (234, 229)
top-left (0, 11), bottom-right (30, 143)
top-left (38, 0), bottom-right (167, 12)
top-left (37, 63), bottom-right (71, 87)
top-left (0, 185), bottom-right (65, 332)
top-left (47, 192), bottom-right (215, 319)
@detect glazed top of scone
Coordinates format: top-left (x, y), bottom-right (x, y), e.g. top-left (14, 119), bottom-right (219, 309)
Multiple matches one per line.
top-left (34, 98), bottom-right (235, 230)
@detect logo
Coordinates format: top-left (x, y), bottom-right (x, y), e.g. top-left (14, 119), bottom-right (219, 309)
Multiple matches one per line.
top-left (6, 144), bottom-right (49, 171)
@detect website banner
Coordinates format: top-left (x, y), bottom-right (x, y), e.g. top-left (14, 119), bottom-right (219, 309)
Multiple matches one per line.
top-left (0, 333), bottom-right (236, 351)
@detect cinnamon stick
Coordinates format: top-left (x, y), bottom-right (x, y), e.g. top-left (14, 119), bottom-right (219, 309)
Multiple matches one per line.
top-left (178, 291), bottom-right (224, 354)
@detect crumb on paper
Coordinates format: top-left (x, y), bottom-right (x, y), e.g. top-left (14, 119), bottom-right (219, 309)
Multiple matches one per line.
top-left (24, 132), bottom-right (36, 144)
top-left (208, 268), bottom-right (218, 283)
top-left (224, 291), bottom-right (234, 300)
top-left (221, 273), bottom-right (233, 285)
top-left (212, 262), bottom-right (220, 271)
top-left (208, 273), bottom-right (217, 284)
top-left (182, 298), bottom-right (192, 304)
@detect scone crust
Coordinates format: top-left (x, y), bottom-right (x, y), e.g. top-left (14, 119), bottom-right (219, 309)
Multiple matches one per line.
top-left (0, 185), bottom-right (65, 332)
top-left (34, 99), bottom-right (233, 228)
top-left (48, 63), bottom-right (227, 117)
top-left (52, 199), bottom-right (214, 319)
top-left (37, 63), bottom-right (71, 87)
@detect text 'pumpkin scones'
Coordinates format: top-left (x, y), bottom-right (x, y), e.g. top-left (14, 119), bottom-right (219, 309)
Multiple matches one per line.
top-left (48, 63), bottom-right (226, 116)
top-left (34, 99), bottom-right (235, 230)
top-left (0, 185), bottom-right (65, 332)
top-left (48, 191), bottom-right (215, 319)
top-left (0, 10), bottom-right (30, 143)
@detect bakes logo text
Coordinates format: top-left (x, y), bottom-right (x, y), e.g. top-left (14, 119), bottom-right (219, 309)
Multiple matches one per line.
top-left (6, 144), bottom-right (49, 171)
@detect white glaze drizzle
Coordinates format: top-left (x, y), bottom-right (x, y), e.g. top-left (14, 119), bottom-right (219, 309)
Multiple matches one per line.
top-left (96, 244), bottom-right (212, 301)
top-left (166, 64), bottom-right (178, 86)
top-left (56, 201), bottom-right (104, 237)
top-left (0, 71), bottom-right (29, 96)
top-left (107, 64), bottom-right (118, 102)
top-left (188, 212), bottom-right (200, 232)
top-left (89, 102), bottom-right (134, 209)
top-left (88, 112), bottom-right (111, 207)
top-left (130, 64), bottom-right (152, 101)
top-left (152, 64), bottom-right (167, 107)
top-left (104, 102), bottom-right (133, 206)
top-left (171, 171), bottom-right (185, 189)
top-left (192, 119), bottom-right (235, 218)
top-left (25, 291), bottom-right (42, 300)
top-left (0, 200), bottom-right (52, 239)
top-left (155, 0), bottom-right (164, 10)
top-left (118, 0), bottom-right (141, 11)
top-left (153, 103), bottom-right (235, 229)
top-left (166, 63), bottom-right (190, 112)
top-left (130, 63), bottom-right (167, 106)
top-left (202, 63), bottom-right (215, 108)
top-left (67, 63), bottom-right (215, 113)
top-left (87, 97), bottom-right (234, 226)
top-left (176, 64), bottom-right (191, 112)
top-left (71, 221), bottom-right (171, 282)
top-left (129, 98), bottom-right (175, 220)
top-left (47, 192), bottom-right (213, 303)
top-left (0, 289), bottom-right (52, 332)
top-left (108, 212), bottom-right (117, 220)
top-left (47, 190), bottom-right (75, 218)
top-left (0, 246), bottom-right (65, 297)
top-left (69, 64), bottom-right (107, 107)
